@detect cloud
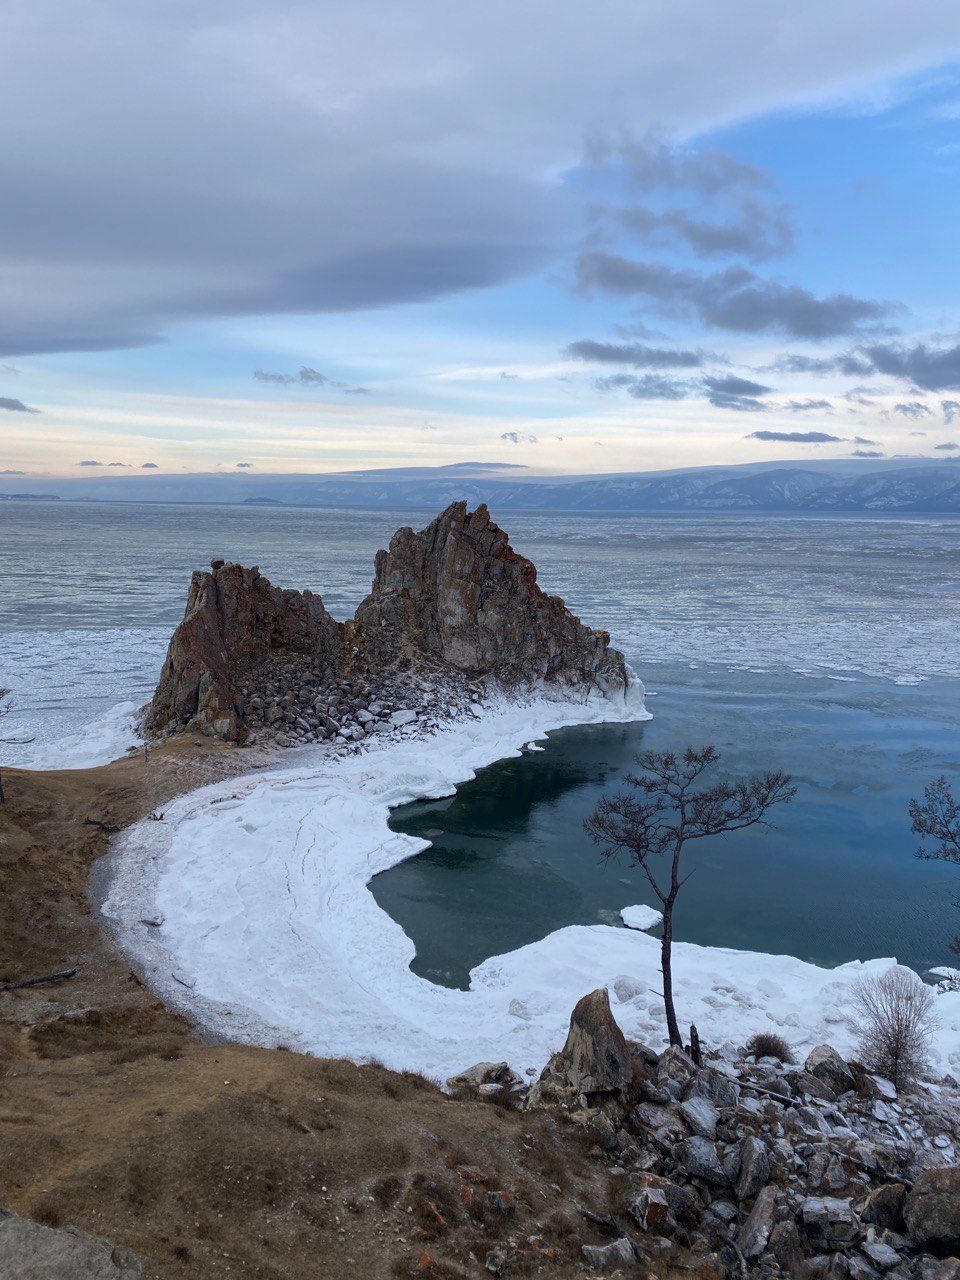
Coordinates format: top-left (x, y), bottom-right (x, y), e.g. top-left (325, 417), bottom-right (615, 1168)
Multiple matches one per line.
top-left (254, 366), bottom-right (331, 386)
top-left (785, 398), bottom-right (833, 412)
top-left (934, 441), bottom-right (960, 451)
top-left (942, 399), bottom-right (960, 424)
top-left (596, 373), bottom-right (695, 400)
top-left (499, 370), bottom-right (518, 380)
top-left (852, 449), bottom-right (884, 457)
top-left (619, 199), bottom-right (793, 262)
top-left (0, 396), bottom-right (39, 413)
top-left (567, 339), bottom-right (709, 368)
top-left (861, 341), bottom-right (960, 390)
top-left (79, 459), bottom-right (102, 466)
top-left (592, 134), bottom-right (769, 196)
top-left (575, 253), bottom-right (892, 339)
top-left (6, 6), bottom-right (960, 356)
top-left (253, 366), bottom-right (368, 395)
top-left (108, 461), bottom-right (129, 467)
top-left (852, 435), bottom-right (878, 444)
top-left (768, 352), bottom-right (874, 375)
top-left (892, 401), bottom-right (933, 419)
top-left (141, 462), bottom-right (159, 468)
top-left (236, 461), bottom-right (253, 468)
top-left (0, 364), bottom-right (18, 375)
top-left (909, 431), bottom-right (927, 437)
top-left (1, 469), bottom-right (26, 475)
top-left (747, 430), bottom-right (843, 443)
top-left (500, 431), bottom-right (538, 444)
top-left (703, 372), bottom-right (772, 411)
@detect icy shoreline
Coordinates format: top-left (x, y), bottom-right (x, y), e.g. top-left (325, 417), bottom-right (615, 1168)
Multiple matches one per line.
top-left (100, 679), bottom-right (960, 1084)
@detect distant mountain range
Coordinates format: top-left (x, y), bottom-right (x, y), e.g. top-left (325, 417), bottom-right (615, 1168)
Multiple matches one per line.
top-left (4, 458), bottom-right (960, 514)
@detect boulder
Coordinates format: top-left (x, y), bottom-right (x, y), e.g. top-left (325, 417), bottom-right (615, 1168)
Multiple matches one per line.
top-left (628, 1186), bottom-right (672, 1234)
top-left (906, 1167), bottom-right (960, 1252)
top-left (738, 1185), bottom-right (777, 1259)
top-left (581, 1237), bottom-right (635, 1271)
top-left (0, 1208), bottom-right (141, 1279)
top-left (680, 1095), bottom-right (719, 1139)
top-left (804, 1045), bottom-right (856, 1097)
top-left (861, 1240), bottom-right (901, 1270)
top-left (447, 1061), bottom-right (522, 1091)
top-left (684, 1066), bottom-right (740, 1111)
top-left (628, 1174), bottom-right (698, 1222)
top-left (863, 1183), bottom-right (906, 1233)
top-left (553, 989), bottom-right (632, 1096)
top-left (657, 1045), bottom-right (697, 1088)
top-left (801, 1196), bottom-right (857, 1246)
top-left (675, 1136), bottom-right (728, 1185)
top-left (736, 1134), bottom-right (770, 1201)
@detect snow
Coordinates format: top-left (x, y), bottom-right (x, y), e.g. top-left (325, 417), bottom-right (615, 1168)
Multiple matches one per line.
top-left (621, 904), bottom-right (664, 932)
top-left (101, 675), bottom-right (960, 1084)
top-left (24, 700), bottom-right (144, 770)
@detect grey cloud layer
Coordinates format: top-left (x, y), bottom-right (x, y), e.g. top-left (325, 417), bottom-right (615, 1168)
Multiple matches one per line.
top-left (0, 397), bottom-right (39, 413)
top-left (576, 253), bottom-right (892, 339)
top-left (748, 430), bottom-right (843, 442)
top-left (566, 340), bottom-right (709, 368)
top-left (619, 200), bottom-right (793, 263)
top-left (5, 2), bottom-right (960, 354)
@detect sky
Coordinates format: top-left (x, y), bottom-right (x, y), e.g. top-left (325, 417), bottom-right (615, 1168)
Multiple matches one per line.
top-left (5, 1), bottom-right (960, 479)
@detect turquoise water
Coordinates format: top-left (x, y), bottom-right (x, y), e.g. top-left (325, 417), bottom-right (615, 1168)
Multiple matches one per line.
top-left (374, 663), bottom-right (960, 988)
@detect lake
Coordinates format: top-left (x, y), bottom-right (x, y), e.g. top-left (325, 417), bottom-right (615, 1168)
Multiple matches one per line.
top-left (3, 499), bottom-right (960, 981)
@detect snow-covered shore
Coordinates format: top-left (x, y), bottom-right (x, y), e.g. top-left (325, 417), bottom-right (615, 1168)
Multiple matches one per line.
top-left (100, 679), bottom-right (960, 1084)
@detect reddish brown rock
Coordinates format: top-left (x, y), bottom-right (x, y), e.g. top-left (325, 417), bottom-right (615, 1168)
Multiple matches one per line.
top-left (146, 503), bottom-right (630, 743)
top-left (354, 502), bottom-right (627, 692)
top-left (146, 560), bottom-right (344, 741)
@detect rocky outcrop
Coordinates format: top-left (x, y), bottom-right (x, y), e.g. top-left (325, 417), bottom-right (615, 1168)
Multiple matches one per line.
top-left (0, 1207), bottom-right (141, 1279)
top-left (146, 503), bottom-right (630, 743)
top-left (146, 560), bottom-right (343, 741)
top-left (447, 996), bottom-right (960, 1280)
top-left (354, 502), bottom-right (627, 691)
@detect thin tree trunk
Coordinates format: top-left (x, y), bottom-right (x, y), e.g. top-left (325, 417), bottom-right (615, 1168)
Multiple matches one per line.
top-left (660, 908), bottom-right (682, 1046)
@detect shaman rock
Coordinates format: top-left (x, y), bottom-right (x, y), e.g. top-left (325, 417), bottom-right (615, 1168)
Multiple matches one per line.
top-left (146, 504), bottom-right (630, 743)
top-left (354, 502), bottom-right (628, 691)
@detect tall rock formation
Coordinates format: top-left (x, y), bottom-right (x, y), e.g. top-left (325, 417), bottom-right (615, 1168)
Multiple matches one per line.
top-left (354, 503), bottom-right (627, 690)
top-left (146, 503), bottom-right (629, 744)
top-left (146, 560), bottom-right (344, 741)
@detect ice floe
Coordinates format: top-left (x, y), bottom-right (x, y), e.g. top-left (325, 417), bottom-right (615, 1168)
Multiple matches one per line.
top-left (100, 677), bottom-right (960, 1084)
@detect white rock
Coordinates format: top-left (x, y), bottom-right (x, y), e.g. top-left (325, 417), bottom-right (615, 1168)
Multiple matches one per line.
top-left (390, 709), bottom-right (417, 727)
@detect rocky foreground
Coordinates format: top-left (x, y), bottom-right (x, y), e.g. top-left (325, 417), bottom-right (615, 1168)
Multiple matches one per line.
top-left (449, 990), bottom-right (960, 1279)
top-left (146, 502), bottom-right (628, 746)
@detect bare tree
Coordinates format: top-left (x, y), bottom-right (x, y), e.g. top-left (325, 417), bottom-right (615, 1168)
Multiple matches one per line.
top-left (910, 776), bottom-right (960, 953)
top-left (852, 966), bottom-right (936, 1091)
top-left (584, 745), bottom-right (795, 1047)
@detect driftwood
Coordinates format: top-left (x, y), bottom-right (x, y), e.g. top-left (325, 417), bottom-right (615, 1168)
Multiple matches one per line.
top-left (83, 816), bottom-right (120, 832)
top-left (0, 967), bottom-right (78, 993)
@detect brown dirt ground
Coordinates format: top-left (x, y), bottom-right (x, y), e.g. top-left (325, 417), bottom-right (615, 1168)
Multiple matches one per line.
top-left (0, 746), bottom-right (629, 1279)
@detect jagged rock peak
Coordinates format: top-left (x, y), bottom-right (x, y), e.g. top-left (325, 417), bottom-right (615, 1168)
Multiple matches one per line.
top-left (146, 503), bottom-right (629, 743)
top-left (146, 560), bottom-right (344, 741)
top-left (355, 502), bottom-right (628, 690)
